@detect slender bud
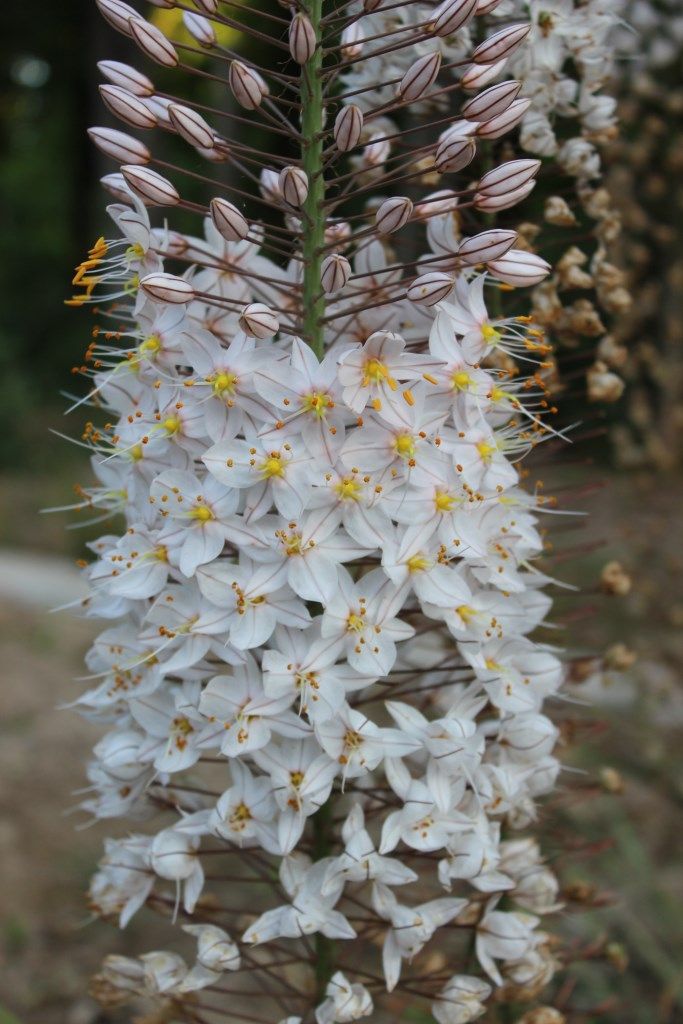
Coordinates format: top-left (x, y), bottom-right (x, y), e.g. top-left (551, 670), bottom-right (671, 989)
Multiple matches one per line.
top-left (121, 165), bottom-right (180, 206)
top-left (477, 159), bottom-right (541, 197)
top-left (475, 97), bottom-right (531, 139)
top-left (168, 104), bottom-right (215, 150)
top-left (435, 135), bottom-right (476, 173)
top-left (407, 272), bottom-right (454, 306)
top-left (397, 52), bottom-right (442, 102)
top-left (129, 18), bottom-right (180, 67)
top-left (289, 13), bottom-right (317, 65)
top-left (229, 61), bottom-right (269, 110)
top-left (99, 85), bottom-right (157, 130)
top-left (375, 196), bottom-right (413, 234)
top-left (98, 60), bottom-right (154, 97)
top-left (413, 189), bottom-right (458, 219)
top-left (461, 60), bottom-right (507, 92)
top-left (88, 126), bottom-right (151, 164)
top-left (183, 10), bottom-right (216, 46)
top-left (474, 180), bottom-right (536, 210)
top-left (341, 23), bottom-right (364, 59)
top-left (458, 228), bottom-right (517, 264)
top-left (487, 249), bottom-right (551, 286)
top-left (334, 105), bottom-right (363, 152)
top-left (239, 303), bottom-right (279, 339)
top-left (140, 272), bottom-right (195, 304)
top-left (476, 0), bottom-right (504, 13)
top-left (461, 80), bottom-right (521, 121)
top-left (279, 166), bottom-right (309, 208)
top-left (471, 23), bottom-right (531, 64)
top-left (432, 0), bottom-right (478, 36)
top-left (95, 0), bottom-right (140, 36)
top-left (210, 197), bottom-right (250, 242)
top-left (100, 172), bottom-right (133, 202)
top-left (192, 0), bottom-right (219, 12)
top-left (320, 254), bottom-right (351, 294)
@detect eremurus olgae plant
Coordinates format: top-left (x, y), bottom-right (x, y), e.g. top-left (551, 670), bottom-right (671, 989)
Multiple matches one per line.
top-left (62, 0), bottom-right (619, 1020)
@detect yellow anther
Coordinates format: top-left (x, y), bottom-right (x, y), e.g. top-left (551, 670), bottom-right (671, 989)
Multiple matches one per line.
top-left (190, 505), bottom-right (214, 522)
top-left (452, 371), bottom-right (472, 391)
top-left (407, 554), bottom-right (430, 573)
top-left (481, 323), bottom-right (502, 344)
top-left (347, 613), bottom-right (365, 633)
top-left (162, 416), bottom-right (181, 435)
top-left (402, 388), bottom-right (415, 406)
top-left (434, 490), bottom-right (456, 513)
top-left (456, 604), bottom-right (476, 623)
top-left (476, 440), bottom-right (495, 461)
top-left (139, 335), bottom-right (161, 355)
top-left (395, 433), bottom-right (415, 459)
top-left (261, 455), bottom-right (284, 478)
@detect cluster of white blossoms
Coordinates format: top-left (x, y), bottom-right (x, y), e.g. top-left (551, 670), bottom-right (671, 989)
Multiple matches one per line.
top-left (60, 0), bottom-right (618, 1020)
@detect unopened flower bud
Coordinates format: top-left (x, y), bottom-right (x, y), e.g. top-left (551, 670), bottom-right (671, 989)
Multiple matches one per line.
top-left (375, 196), bottom-right (413, 234)
top-left (458, 228), bottom-right (516, 264)
top-left (168, 104), bottom-right (215, 150)
top-left (476, 0), bottom-right (504, 12)
top-left (140, 273), bottom-right (195, 304)
top-left (321, 254), bottom-right (351, 294)
top-left (474, 180), bottom-right (536, 210)
top-left (289, 12), bottom-right (317, 64)
top-left (183, 10), bottom-right (216, 46)
top-left (99, 85), bottom-right (157, 130)
top-left (397, 52), bottom-right (442, 102)
top-left (435, 135), bottom-right (476, 173)
top-left (88, 126), bottom-right (151, 165)
top-left (334, 105), bottom-right (363, 152)
top-left (98, 60), bottom-right (154, 97)
top-left (600, 560), bottom-right (631, 596)
top-left (100, 172), bottom-right (133, 202)
top-left (487, 249), bottom-right (550, 285)
top-left (432, 0), bottom-right (478, 36)
top-left (413, 189), bottom-right (458, 219)
top-left (279, 166), bottom-right (309, 207)
top-left (95, 0), bottom-right (140, 36)
top-left (461, 59), bottom-right (507, 92)
top-left (193, 0), bottom-right (219, 11)
top-left (129, 17), bottom-right (179, 67)
top-left (210, 197), bottom-right (249, 241)
top-left (407, 272), bottom-right (454, 306)
top-left (472, 23), bottom-right (531, 64)
top-left (229, 61), bottom-right (269, 110)
top-left (462, 80), bottom-right (521, 121)
top-left (476, 96), bottom-right (530, 139)
top-left (341, 22), bottom-right (364, 59)
top-left (478, 158), bottom-right (540, 197)
top-left (121, 165), bottom-right (180, 206)
top-left (587, 361), bottom-right (625, 403)
top-left (239, 303), bottom-right (279, 339)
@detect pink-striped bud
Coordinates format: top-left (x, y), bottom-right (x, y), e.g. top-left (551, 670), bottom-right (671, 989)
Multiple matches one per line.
top-left (474, 180), bottom-right (536, 211)
top-left (210, 197), bottom-right (249, 241)
top-left (260, 168), bottom-right (282, 202)
top-left (100, 172), bottom-right (133, 202)
top-left (477, 158), bottom-right (540, 196)
top-left (193, 0), bottom-right (219, 12)
top-left (169, 104), bottom-right (215, 150)
top-left (407, 272), bottom-right (454, 306)
top-left (239, 303), bottom-right (279, 339)
top-left (183, 10), bottom-right (216, 46)
top-left (461, 80), bottom-right (521, 121)
top-left (435, 135), bottom-right (476, 173)
top-left (289, 13), bottom-right (317, 64)
top-left (229, 62), bottom-right (269, 110)
top-left (96, 0), bottom-right (140, 36)
top-left (334, 105), bottom-right (363, 152)
top-left (461, 59), bottom-right (506, 92)
top-left (361, 134), bottom-right (390, 169)
top-left (375, 196), bottom-right (413, 234)
top-left (279, 166), bottom-right (309, 208)
top-left (476, 0), bottom-right (504, 13)
top-left (99, 85), bottom-right (157, 131)
top-left (475, 97), bottom-right (530, 139)
top-left (140, 273), bottom-right (195, 304)
top-left (88, 126), bottom-right (151, 165)
top-left (457, 229), bottom-right (517, 264)
top-left (121, 165), bottom-right (180, 206)
top-left (487, 249), bottom-right (551, 286)
top-left (98, 61), bottom-right (154, 97)
top-left (432, 0), bottom-right (478, 36)
top-left (413, 189), bottom-right (458, 220)
top-left (321, 254), bottom-right (351, 294)
top-left (129, 18), bottom-right (179, 67)
top-left (472, 23), bottom-right (531, 64)
top-left (341, 22), bottom-right (364, 59)
top-left (397, 52), bottom-right (442, 102)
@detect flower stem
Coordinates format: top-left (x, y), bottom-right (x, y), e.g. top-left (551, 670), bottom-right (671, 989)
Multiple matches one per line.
top-left (300, 0), bottom-right (326, 358)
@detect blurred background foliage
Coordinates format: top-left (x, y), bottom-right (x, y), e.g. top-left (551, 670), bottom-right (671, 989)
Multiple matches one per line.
top-left (0, 3), bottom-right (682, 1024)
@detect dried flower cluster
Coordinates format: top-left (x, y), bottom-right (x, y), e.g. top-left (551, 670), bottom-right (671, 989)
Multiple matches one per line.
top-left (62, 0), bottom-right (620, 1021)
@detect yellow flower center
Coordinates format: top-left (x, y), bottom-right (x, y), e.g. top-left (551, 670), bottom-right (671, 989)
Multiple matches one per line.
top-left (335, 476), bottom-right (362, 501)
top-left (130, 444), bottom-right (144, 462)
top-left (481, 322), bottom-right (502, 344)
top-left (261, 455), bottom-right (285, 478)
top-left (139, 335), bottom-right (161, 356)
top-left (434, 490), bottom-right (456, 513)
top-left (407, 554), bottom-right (430, 573)
top-left (395, 433), bottom-right (415, 459)
top-left (452, 371), bottom-right (472, 391)
top-left (456, 604), bottom-right (476, 623)
top-left (212, 372), bottom-right (237, 395)
top-left (301, 391), bottom-right (331, 417)
top-left (347, 612), bottom-right (365, 633)
top-left (290, 771), bottom-right (304, 788)
top-left (476, 440), bottom-right (495, 461)
top-left (190, 505), bottom-right (214, 522)
top-left (162, 416), bottom-right (181, 436)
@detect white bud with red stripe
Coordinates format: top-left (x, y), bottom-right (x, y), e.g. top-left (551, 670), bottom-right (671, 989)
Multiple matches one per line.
top-left (88, 126), bottom-right (151, 165)
top-left (98, 61), bottom-right (154, 97)
top-left (183, 10), bottom-right (216, 46)
top-left (121, 165), bottom-right (180, 206)
top-left (321, 254), bottom-right (351, 294)
top-left (229, 62), bottom-right (269, 110)
top-left (239, 304), bottom-right (280, 339)
top-left (334, 105), bottom-right (363, 152)
top-left (169, 104), bottom-right (215, 150)
top-left (397, 52), bottom-right (441, 102)
top-left (140, 273), bottom-right (195, 304)
top-left (471, 23), bottom-right (531, 64)
top-left (432, 0), bottom-right (478, 36)
top-left (487, 250), bottom-right (551, 286)
top-left (289, 13), bottom-right (317, 64)
top-left (375, 196), bottom-right (413, 234)
top-left (407, 272), bottom-right (454, 306)
top-left (457, 229), bottom-right (517, 265)
top-left (462, 80), bottom-right (521, 121)
top-left (129, 18), bottom-right (179, 67)
top-left (210, 198), bottom-right (250, 242)
top-left (279, 167), bottom-right (309, 208)
top-left (99, 85), bottom-right (157, 130)
top-left (475, 97), bottom-right (531, 139)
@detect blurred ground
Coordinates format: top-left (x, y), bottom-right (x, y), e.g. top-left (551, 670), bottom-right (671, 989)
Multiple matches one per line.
top-left (0, 470), bottom-right (682, 1023)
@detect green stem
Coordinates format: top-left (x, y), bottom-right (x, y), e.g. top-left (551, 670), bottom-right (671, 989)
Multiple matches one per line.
top-left (300, 0), bottom-right (326, 358)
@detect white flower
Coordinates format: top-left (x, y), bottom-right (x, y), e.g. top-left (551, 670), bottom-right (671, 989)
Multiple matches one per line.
top-left (316, 971), bottom-right (373, 1024)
